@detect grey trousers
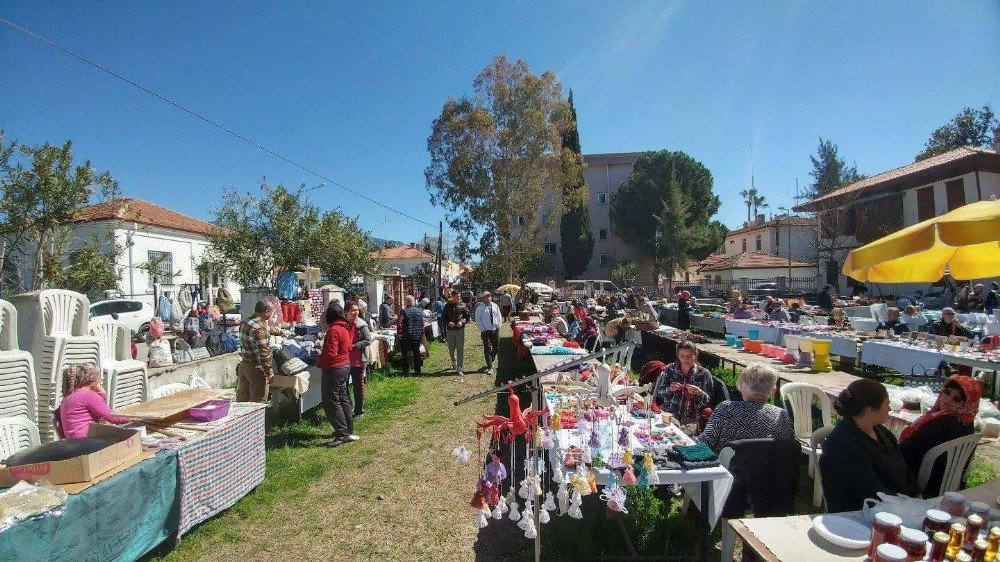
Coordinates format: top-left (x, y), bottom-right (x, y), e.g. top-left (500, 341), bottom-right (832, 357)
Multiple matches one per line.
top-left (446, 327), bottom-right (465, 371)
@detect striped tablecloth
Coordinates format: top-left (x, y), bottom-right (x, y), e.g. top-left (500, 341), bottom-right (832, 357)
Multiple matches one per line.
top-left (169, 402), bottom-right (267, 537)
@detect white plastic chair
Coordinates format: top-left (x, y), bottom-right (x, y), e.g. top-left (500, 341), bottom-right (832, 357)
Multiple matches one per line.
top-left (779, 382), bottom-right (832, 476)
top-left (810, 425), bottom-right (835, 508)
top-left (917, 433), bottom-right (982, 495)
top-left (0, 299), bottom-right (19, 352)
top-left (151, 382), bottom-right (192, 399)
top-left (89, 319), bottom-right (148, 409)
top-left (40, 289), bottom-right (90, 337)
top-left (0, 416), bottom-right (40, 461)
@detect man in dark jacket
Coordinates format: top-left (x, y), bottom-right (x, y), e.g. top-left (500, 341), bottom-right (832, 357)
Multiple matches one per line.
top-left (442, 289), bottom-right (470, 375)
top-left (929, 307), bottom-right (973, 338)
top-left (399, 295), bottom-right (426, 377)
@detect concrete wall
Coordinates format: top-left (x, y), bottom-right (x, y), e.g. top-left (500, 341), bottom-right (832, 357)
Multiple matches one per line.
top-left (722, 223), bottom-right (816, 263)
top-left (147, 352), bottom-right (241, 391)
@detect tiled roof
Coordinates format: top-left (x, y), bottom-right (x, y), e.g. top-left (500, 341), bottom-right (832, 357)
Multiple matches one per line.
top-left (726, 215), bottom-right (816, 237)
top-left (794, 147), bottom-right (1000, 212)
top-left (70, 198), bottom-right (222, 237)
top-left (372, 245), bottom-right (434, 260)
top-left (698, 251), bottom-right (814, 272)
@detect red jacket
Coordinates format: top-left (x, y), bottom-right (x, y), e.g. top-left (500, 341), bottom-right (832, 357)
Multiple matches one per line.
top-left (317, 319), bottom-right (352, 369)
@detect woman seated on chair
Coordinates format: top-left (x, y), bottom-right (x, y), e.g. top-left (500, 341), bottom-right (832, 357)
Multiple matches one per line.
top-left (898, 376), bottom-right (981, 497)
top-left (698, 364), bottom-right (794, 453)
top-left (652, 341), bottom-right (716, 424)
top-left (819, 379), bottom-right (919, 512)
top-left (574, 316), bottom-right (598, 348)
top-left (56, 363), bottom-right (131, 439)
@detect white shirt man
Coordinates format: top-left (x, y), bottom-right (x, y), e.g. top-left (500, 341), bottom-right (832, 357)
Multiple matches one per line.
top-left (475, 292), bottom-right (503, 374)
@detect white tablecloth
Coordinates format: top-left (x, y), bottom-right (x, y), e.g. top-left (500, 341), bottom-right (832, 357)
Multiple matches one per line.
top-left (545, 392), bottom-right (732, 529)
top-left (725, 319), bottom-right (781, 344)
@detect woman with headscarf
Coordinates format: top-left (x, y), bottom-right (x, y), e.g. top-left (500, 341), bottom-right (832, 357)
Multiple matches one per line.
top-left (318, 301), bottom-right (358, 447)
top-left (899, 376), bottom-right (981, 496)
top-left (56, 363), bottom-right (131, 439)
top-left (575, 316), bottom-right (598, 349)
top-left (676, 290), bottom-right (692, 330)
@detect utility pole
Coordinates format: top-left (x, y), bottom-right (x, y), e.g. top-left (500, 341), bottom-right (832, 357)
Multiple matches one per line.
top-left (435, 221), bottom-right (443, 300)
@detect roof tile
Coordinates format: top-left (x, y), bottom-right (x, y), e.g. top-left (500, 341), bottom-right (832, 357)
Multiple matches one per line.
top-left (70, 198), bottom-right (222, 237)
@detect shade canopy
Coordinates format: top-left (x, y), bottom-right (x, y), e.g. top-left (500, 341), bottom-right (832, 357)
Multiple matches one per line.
top-left (495, 284), bottom-right (521, 296)
top-left (842, 199), bottom-right (1000, 283)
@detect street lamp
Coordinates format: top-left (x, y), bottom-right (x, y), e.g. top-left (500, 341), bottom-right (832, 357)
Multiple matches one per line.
top-left (778, 207), bottom-right (792, 285)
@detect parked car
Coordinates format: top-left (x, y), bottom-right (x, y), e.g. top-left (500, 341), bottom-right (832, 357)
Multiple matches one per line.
top-left (89, 299), bottom-right (154, 334)
top-left (564, 279), bottom-right (621, 299)
top-left (748, 282), bottom-right (780, 297)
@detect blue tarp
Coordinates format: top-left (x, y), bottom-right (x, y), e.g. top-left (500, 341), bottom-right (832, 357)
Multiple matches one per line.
top-left (0, 451), bottom-right (179, 562)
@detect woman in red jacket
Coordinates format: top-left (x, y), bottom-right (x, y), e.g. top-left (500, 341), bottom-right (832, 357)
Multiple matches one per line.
top-left (318, 301), bottom-right (358, 447)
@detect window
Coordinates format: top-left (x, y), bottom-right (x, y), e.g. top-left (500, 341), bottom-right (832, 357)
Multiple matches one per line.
top-left (775, 229), bottom-right (780, 247)
top-left (945, 179), bottom-right (965, 211)
top-left (91, 302), bottom-right (112, 317)
top-left (916, 186), bottom-right (935, 221)
top-left (514, 216), bottom-right (525, 227)
top-left (741, 239), bottom-right (747, 252)
top-left (124, 301), bottom-right (143, 313)
top-left (600, 254), bottom-right (611, 267)
top-left (599, 229), bottom-right (608, 240)
top-left (597, 192), bottom-right (607, 205)
top-left (755, 235), bottom-right (762, 251)
top-left (543, 243), bottom-right (557, 255)
top-left (147, 251), bottom-right (174, 289)
top-left (541, 213), bottom-right (550, 226)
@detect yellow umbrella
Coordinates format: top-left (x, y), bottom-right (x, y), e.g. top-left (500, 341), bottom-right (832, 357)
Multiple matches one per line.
top-left (496, 284), bottom-right (522, 296)
top-left (842, 199), bottom-right (1000, 282)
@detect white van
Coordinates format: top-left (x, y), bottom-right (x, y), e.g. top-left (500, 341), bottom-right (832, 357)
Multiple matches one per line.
top-left (564, 280), bottom-right (621, 299)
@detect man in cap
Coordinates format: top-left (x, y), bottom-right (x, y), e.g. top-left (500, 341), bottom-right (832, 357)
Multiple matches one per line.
top-left (443, 289), bottom-right (470, 375)
top-left (475, 291), bottom-right (503, 375)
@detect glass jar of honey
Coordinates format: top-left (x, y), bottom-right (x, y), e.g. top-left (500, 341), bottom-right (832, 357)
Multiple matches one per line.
top-left (898, 527), bottom-right (928, 562)
top-left (985, 526), bottom-right (999, 562)
top-left (925, 509), bottom-right (953, 536)
top-left (948, 522), bottom-right (968, 560)
top-left (968, 514), bottom-right (986, 547)
top-left (941, 492), bottom-right (967, 517)
top-left (870, 512), bottom-right (903, 559)
top-left (874, 543), bottom-right (908, 562)
top-left (971, 538), bottom-right (988, 562)
top-left (929, 531), bottom-right (950, 562)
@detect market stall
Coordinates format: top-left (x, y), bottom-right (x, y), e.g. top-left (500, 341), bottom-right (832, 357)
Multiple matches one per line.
top-left (722, 478), bottom-right (1000, 562)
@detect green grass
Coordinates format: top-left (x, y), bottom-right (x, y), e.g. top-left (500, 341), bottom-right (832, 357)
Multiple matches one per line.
top-left (146, 344), bottom-right (428, 560)
top-left (964, 458), bottom-right (997, 489)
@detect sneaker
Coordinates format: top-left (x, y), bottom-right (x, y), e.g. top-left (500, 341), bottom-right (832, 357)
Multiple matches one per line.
top-left (353, 412), bottom-right (365, 420)
top-left (458, 371), bottom-right (464, 377)
top-left (346, 434), bottom-right (360, 442)
top-left (327, 437), bottom-right (349, 448)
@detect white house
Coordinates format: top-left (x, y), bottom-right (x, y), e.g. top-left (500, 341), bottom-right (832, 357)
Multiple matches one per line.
top-left (372, 245), bottom-right (436, 277)
top-left (793, 146), bottom-right (1000, 293)
top-left (67, 198), bottom-right (241, 307)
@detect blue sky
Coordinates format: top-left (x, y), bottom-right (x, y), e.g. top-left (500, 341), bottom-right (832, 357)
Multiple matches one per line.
top-left (3, 2), bottom-right (999, 243)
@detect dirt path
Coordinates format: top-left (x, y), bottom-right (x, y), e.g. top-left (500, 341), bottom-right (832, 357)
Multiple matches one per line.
top-left (156, 324), bottom-right (514, 562)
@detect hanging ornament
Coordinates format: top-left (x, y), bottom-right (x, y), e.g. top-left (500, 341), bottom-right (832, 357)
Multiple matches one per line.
top-left (492, 503), bottom-right (504, 520)
top-left (508, 499), bottom-right (521, 521)
top-left (551, 413), bottom-right (562, 430)
top-left (580, 445), bottom-right (593, 465)
top-left (593, 451), bottom-right (604, 469)
top-left (557, 482), bottom-right (570, 515)
top-left (542, 491), bottom-right (557, 512)
top-left (453, 446), bottom-right (472, 464)
top-left (621, 465), bottom-right (637, 486)
top-left (539, 508), bottom-right (550, 524)
top-left (568, 490), bottom-right (584, 519)
top-left (541, 430), bottom-right (554, 450)
top-left (618, 426), bottom-right (630, 447)
top-left (588, 424), bottom-right (600, 448)
top-left (498, 494), bottom-right (509, 514)
top-left (477, 510), bottom-right (490, 529)
top-left (524, 518), bottom-right (537, 539)
top-left (622, 448), bottom-right (634, 467)
top-left (587, 470), bottom-right (598, 494)
top-left (518, 504), bottom-right (534, 530)
top-left (644, 451), bottom-right (660, 486)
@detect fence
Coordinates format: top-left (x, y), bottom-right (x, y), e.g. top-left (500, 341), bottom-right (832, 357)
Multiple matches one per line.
top-left (701, 276), bottom-right (818, 297)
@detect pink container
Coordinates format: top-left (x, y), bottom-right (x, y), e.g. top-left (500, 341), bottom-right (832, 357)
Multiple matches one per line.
top-left (188, 399), bottom-right (231, 422)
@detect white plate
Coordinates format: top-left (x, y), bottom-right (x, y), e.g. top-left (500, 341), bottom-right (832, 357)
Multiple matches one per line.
top-left (812, 515), bottom-right (871, 550)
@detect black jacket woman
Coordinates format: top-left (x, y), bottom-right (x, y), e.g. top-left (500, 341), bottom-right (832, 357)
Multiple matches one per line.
top-left (819, 379), bottom-right (919, 512)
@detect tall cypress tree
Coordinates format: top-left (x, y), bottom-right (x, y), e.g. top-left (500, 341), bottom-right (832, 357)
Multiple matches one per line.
top-left (559, 90), bottom-right (595, 278)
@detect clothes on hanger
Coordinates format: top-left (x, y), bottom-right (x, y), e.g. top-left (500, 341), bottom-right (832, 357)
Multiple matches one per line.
top-left (157, 294), bottom-right (173, 321)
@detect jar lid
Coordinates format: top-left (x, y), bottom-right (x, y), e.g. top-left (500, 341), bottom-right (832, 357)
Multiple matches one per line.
top-left (875, 512), bottom-right (902, 525)
top-left (943, 491), bottom-right (966, 501)
top-left (900, 527), bottom-right (928, 543)
top-left (926, 508), bottom-right (951, 522)
top-left (933, 531), bottom-right (950, 543)
top-left (875, 543), bottom-right (907, 561)
top-left (968, 501), bottom-right (990, 512)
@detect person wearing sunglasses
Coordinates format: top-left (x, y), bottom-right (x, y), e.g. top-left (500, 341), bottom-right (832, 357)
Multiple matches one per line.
top-left (898, 376), bottom-right (981, 496)
top-left (928, 307), bottom-right (973, 338)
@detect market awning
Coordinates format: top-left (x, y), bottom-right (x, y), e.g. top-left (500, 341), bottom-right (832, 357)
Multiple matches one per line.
top-left (842, 199), bottom-right (1000, 282)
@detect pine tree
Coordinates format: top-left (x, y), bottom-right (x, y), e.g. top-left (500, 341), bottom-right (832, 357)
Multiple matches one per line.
top-left (807, 138), bottom-right (864, 198)
top-left (558, 90), bottom-right (594, 278)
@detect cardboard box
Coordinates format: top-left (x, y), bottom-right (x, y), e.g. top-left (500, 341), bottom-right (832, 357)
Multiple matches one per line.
top-left (0, 424), bottom-right (142, 487)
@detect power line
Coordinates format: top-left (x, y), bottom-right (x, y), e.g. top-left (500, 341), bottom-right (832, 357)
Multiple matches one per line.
top-left (0, 16), bottom-right (436, 228)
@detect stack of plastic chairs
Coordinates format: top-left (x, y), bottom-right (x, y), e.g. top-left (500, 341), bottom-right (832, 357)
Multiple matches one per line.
top-left (14, 290), bottom-right (101, 442)
top-left (0, 300), bottom-right (38, 444)
top-left (90, 319), bottom-right (148, 409)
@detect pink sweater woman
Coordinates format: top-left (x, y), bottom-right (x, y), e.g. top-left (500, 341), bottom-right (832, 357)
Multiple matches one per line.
top-left (57, 363), bottom-right (131, 439)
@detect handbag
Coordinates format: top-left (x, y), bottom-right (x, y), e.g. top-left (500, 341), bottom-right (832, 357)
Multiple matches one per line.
top-left (173, 338), bottom-right (194, 364)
